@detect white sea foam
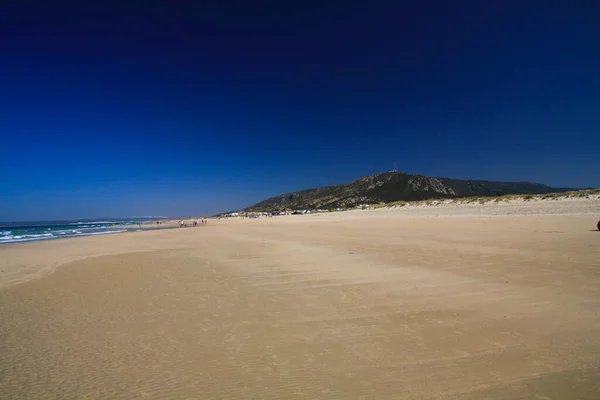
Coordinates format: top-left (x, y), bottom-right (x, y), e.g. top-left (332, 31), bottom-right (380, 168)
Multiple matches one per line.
top-left (0, 227), bottom-right (129, 244)
top-left (86, 230), bottom-right (127, 236)
top-left (21, 233), bottom-right (54, 238)
top-left (67, 221), bottom-right (116, 225)
top-left (0, 237), bottom-right (47, 243)
top-left (54, 229), bottom-right (81, 235)
top-left (0, 235), bottom-right (56, 243)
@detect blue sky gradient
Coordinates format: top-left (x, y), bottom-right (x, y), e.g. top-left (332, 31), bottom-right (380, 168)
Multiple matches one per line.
top-left (1, 1), bottom-right (599, 221)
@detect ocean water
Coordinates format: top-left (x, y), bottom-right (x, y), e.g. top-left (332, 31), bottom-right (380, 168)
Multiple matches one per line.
top-left (0, 219), bottom-right (173, 245)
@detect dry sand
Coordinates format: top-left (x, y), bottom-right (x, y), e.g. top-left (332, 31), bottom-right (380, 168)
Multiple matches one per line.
top-left (1, 199), bottom-right (599, 399)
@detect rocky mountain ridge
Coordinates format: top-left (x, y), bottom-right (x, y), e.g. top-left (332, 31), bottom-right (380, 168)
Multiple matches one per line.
top-left (244, 172), bottom-right (574, 212)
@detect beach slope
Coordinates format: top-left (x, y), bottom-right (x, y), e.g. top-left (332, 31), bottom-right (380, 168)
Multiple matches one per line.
top-left (1, 200), bottom-right (599, 399)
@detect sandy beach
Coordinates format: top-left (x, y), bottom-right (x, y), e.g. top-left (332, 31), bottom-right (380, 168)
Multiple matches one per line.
top-left (1, 198), bottom-right (599, 399)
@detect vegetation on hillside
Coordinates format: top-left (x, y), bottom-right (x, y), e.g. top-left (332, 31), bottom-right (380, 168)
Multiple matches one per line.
top-left (244, 172), bottom-right (580, 212)
top-left (371, 188), bottom-right (600, 209)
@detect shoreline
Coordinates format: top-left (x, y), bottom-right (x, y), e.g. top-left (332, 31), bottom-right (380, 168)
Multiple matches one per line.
top-left (0, 224), bottom-right (180, 246)
top-left (1, 197), bottom-right (598, 290)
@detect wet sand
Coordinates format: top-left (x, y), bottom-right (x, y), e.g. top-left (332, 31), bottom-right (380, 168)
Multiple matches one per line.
top-left (1, 201), bottom-right (599, 399)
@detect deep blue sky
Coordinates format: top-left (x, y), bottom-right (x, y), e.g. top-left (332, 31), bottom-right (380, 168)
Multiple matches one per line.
top-left (1, 1), bottom-right (598, 221)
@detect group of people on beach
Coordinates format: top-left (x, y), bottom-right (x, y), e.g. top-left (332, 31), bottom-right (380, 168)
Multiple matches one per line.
top-left (179, 219), bottom-right (207, 228)
top-left (193, 219), bottom-right (207, 227)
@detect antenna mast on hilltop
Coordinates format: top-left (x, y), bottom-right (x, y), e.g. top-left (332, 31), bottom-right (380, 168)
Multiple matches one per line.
top-left (392, 161), bottom-right (397, 172)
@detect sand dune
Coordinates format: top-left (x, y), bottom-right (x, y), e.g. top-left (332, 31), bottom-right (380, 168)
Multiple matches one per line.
top-left (1, 200), bottom-right (599, 399)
